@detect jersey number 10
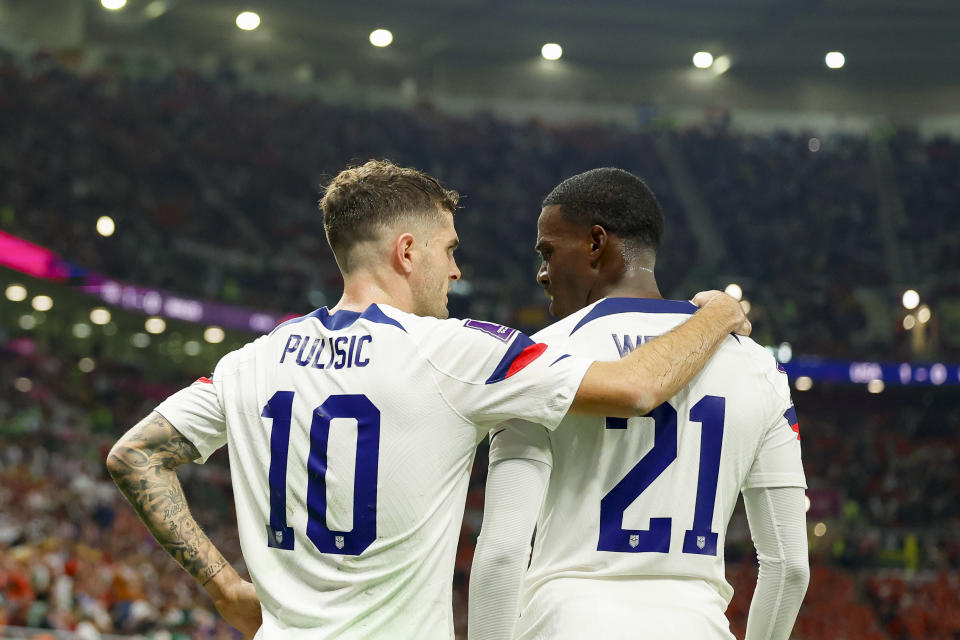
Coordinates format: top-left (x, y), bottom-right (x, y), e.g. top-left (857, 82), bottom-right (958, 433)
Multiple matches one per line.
top-left (261, 391), bottom-right (380, 556)
top-left (599, 395), bottom-right (725, 556)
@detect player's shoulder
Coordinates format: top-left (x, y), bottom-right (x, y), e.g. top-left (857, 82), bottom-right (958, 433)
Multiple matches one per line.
top-left (713, 335), bottom-right (791, 400)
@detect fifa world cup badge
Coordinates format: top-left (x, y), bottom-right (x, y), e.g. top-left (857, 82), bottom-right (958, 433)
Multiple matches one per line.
top-left (629, 534), bottom-right (639, 548)
top-left (697, 535), bottom-right (706, 550)
top-left (335, 536), bottom-right (345, 550)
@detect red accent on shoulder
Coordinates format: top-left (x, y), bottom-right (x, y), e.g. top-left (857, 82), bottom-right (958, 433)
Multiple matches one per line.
top-left (504, 343), bottom-right (549, 379)
top-left (196, 377), bottom-right (213, 384)
top-left (790, 422), bottom-right (800, 441)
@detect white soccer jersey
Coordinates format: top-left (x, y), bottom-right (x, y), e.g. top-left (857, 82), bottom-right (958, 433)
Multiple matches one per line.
top-left (489, 297), bottom-right (806, 639)
top-left (153, 304), bottom-right (592, 640)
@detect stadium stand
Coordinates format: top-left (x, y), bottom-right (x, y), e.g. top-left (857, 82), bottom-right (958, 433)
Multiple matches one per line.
top-left (2, 54), bottom-right (958, 638)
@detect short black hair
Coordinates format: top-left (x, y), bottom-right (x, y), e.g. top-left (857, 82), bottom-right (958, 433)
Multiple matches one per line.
top-left (542, 167), bottom-right (664, 251)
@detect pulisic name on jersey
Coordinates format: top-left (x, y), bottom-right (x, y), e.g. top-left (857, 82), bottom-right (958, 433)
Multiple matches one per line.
top-left (280, 333), bottom-right (373, 369)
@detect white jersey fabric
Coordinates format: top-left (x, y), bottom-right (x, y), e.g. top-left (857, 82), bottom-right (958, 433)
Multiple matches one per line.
top-left (153, 304), bottom-right (592, 640)
top-left (488, 297), bottom-right (806, 639)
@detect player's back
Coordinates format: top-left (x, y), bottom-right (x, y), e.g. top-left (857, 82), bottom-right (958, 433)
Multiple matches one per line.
top-left (490, 298), bottom-right (804, 639)
top-left (160, 304), bottom-right (589, 639)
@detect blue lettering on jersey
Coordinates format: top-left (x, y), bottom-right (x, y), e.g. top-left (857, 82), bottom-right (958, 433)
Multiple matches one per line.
top-left (280, 333), bottom-right (373, 370)
top-left (612, 334), bottom-right (659, 357)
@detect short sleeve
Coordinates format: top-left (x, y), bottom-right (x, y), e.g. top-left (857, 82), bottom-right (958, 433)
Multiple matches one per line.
top-left (488, 419), bottom-right (553, 467)
top-left (154, 376), bottom-right (226, 464)
top-left (743, 373), bottom-right (807, 490)
top-left (423, 319), bottom-right (593, 430)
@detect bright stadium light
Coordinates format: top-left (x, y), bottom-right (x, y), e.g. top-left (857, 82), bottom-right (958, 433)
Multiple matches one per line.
top-left (145, 317), bottom-right (167, 334)
top-left (131, 333), bottom-right (151, 348)
top-left (96, 216), bottom-right (116, 237)
top-left (903, 314), bottom-right (916, 330)
top-left (369, 29), bottom-right (393, 47)
top-left (712, 55), bottom-right (731, 75)
top-left (101, 0), bottom-right (127, 10)
top-left (825, 51), bottom-right (845, 69)
top-left (724, 283), bottom-right (743, 301)
top-left (14, 377), bottom-right (33, 393)
top-left (184, 340), bottom-right (201, 356)
top-left (145, 1), bottom-right (167, 19)
top-left (541, 43), bottom-right (563, 61)
top-left (692, 51), bottom-right (714, 69)
top-left (31, 295), bottom-right (53, 311)
top-left (777, 342), bottom-right (793, 363)
top-left (90, 308), bottom-right (112, 325)
top-left (917, 305), bottom-right (931, 324)
top-left (867, 379), bottom-right (884, 394)
top-left (73, 323), bottom-right (92, 339)
top-left (813, 522), bottom-right (827, 537)
top-left (902, 289), bottom-right (920, 309)
top-left (5, 284), bottom-right (27, 302)
top-left (795, 376), bottom-right (813, 391)
top-left (78, 357), bottom-right (96, 373)
top-left (236, 11), bottom-right (261, 31)
top-left (204, 326), bottom-right (226, 344)
top-left (18, 314), bottom-right (36, 330)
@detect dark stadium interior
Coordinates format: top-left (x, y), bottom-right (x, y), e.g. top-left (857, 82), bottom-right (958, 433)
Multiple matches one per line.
top-left (1, 1), bottom-right (959, 638)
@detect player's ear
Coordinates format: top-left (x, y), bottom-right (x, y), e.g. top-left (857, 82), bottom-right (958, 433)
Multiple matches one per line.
top-left (589, 224), bottom-right (608, 262)
top-left (394, 232), bottom-right (417, 274)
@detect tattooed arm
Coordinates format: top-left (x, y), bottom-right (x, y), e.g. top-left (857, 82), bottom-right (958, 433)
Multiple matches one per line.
top-left (107, 411), bottom-right (262, 638)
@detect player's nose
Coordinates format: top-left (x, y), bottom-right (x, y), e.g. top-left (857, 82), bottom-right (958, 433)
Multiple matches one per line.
top-left (537, 263), bottom-right (549, 288)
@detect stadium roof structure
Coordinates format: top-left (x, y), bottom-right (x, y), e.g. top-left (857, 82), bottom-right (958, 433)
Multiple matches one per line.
top-left (6, 0), bottom-right (960, 115)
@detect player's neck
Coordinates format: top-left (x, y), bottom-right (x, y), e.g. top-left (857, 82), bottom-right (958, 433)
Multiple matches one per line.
top-left (331, 272), bottom-right (414, 314)
top-left (590, 268), bottom-right (662, 302)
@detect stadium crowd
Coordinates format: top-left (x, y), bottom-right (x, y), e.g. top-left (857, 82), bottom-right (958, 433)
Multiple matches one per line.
top-left (1, 52), bottom-right (957, 361)
top-left (2, 52), bottom-right (959, 639)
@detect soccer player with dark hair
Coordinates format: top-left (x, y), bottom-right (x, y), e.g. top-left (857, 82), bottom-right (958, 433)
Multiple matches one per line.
top-left (107, 160), bottom-right (750, 639)
top-left (469, 168), bottom-right (809, 640)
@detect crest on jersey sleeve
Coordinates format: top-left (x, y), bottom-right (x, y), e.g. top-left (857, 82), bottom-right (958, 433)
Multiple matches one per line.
top-left (464, 319), bottom-right (518, 343)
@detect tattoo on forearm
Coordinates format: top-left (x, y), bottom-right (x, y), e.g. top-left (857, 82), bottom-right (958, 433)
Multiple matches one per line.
top-left (107, 412), bottom-right (227, 585)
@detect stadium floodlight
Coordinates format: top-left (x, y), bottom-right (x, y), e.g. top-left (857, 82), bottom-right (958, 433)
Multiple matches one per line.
top-left (825, 51), bottom-right (845, 69)
top-left (184, 340), bottom-right (201, 356)
top-left (712, 55), bottom-right (731, 75)
top-left (917, 305), bottom-right (931, 324)
top-left (101, 0), bottom-right (127, 10)
top-left (867, 379), bottom-right (884, 394)
top-left (236, 11), bottom-right (261, 31)
top-left (5, 284), bottom-right (27, 302)
top-left (96, 215), bottom-right (116, 237)
top-left (18, 314), bottom-right (36, 330)
top-left (795, 376), bottom-right (813, 391)
top-left (692, 51), bottom-right (714, 69)
top-left (902, 314), bottom-right (916, 330)
top-left (204, 326), bottom-right (226, 344)
top-left (14, 377), bottom-right (33, 393)
top-left (808, 138), bottom-right (821, 152)
top-left (90, 308), bottom-right (112, 325)
top-left (73, 323), bottom-right (92, 339)
top-left (813, 522), bottom-right (827, 537)
top-left (369, 29), bottom-right (394, 48)
top-left (777, 342), bottom-right (793, 363)
top-left (145, 317), bottom-right (167, 334)
top-left (78, 357), bottom-right (96, 373)
top-left (541, 43), bottom-right (563, 61)
top-left (31, 295), bottom-right (53, 312)
top-left (145, 1), bottom-right (167, 19)
top-left (902, 289), bottom-right (919, 310)
top-left (724, 283), bottom-right (742, 301)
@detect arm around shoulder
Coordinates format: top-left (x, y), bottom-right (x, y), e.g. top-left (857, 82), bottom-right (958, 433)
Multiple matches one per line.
top-left (571, 292), bottom-right (750, 417)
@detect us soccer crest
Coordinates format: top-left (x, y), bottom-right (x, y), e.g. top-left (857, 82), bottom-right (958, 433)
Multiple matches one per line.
top-left (335, 536), bottom-right (345, 550)
top-left (274, 530), bottom-right (284, 545)
top-left (697, 535), bottom-right (706, 550)
top-left (629, 534), bottom-right (639, 548)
